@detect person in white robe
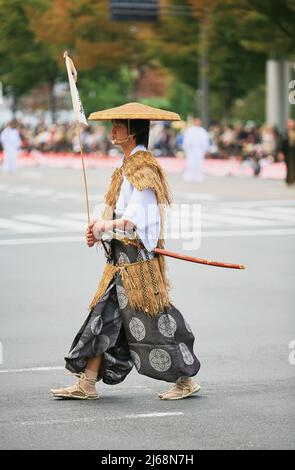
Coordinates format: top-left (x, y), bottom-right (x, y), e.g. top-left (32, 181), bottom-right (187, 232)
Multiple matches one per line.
top-left (0, 121), bottom-right (22, 173)
top-left (183, 117), bottom-right (209, 182)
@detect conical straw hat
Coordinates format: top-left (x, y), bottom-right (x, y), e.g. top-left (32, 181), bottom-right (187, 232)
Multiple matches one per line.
top-left (88, 102), bottom-right (180, 122)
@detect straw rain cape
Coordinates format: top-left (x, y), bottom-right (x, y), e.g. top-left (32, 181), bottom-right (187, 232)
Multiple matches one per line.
top-left (89, 150), bottom-right (172, 316)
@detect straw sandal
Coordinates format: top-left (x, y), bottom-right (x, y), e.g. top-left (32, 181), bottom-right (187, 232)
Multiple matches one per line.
top-left (50, 372), bottom-right (99, 400)
top-left (158, 379), bottom-right (201, 400)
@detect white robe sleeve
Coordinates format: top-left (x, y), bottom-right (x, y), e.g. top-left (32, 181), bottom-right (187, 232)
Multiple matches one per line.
top-left (122, 187), bottom-right (160, 252)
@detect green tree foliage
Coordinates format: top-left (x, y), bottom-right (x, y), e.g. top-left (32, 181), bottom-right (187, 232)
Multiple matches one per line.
top-left (0, 0), bottom-right (58, 113)
top-left (78, 66), bottom-right (136, 115)
top-left (206, 1), bottom-right (266, 121)
top-left (148, 0), bottom-right (199, 89)
top-left (27, 0), bottom-right (148, 71)
top-left (237, 0), bottom-right (295, 57)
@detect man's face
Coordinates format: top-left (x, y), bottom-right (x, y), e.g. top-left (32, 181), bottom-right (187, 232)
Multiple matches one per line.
top-left (111, 122), bottom-right (128, 142)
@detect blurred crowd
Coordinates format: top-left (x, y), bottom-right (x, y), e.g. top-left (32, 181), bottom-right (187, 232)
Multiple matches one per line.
top-left (0, 121), bottom-right (111, 156)
top-left (0, 119), bottom-right (291, 164)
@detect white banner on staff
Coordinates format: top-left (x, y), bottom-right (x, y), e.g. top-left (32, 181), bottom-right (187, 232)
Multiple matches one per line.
top-left (64, 53), bottom-right (88, 126)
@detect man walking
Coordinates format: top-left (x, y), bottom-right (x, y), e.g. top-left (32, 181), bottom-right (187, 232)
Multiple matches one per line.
top-left (50, 103), bottom-right (201, 401)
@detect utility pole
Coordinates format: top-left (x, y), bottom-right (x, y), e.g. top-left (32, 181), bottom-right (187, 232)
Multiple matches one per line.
top-left (266, 59), bottom-right (291, 132)
top-left (198, 17), bottom-right (209, 128)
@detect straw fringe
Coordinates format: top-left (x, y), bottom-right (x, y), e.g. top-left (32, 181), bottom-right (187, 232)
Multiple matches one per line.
top-left (123, 151), bottom-right (172, 206)
top-left (88, 264), bottom-right (118, 311)
top-left (88, 258), bottom-right (170, 317)
top-left (102, 167), bottom-right (124, 220)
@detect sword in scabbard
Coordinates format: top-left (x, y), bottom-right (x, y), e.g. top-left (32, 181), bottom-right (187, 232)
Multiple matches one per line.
top-left (153, 248), bottom-right (246, 270)
top-left (104, 231), bottom-right (245, 270)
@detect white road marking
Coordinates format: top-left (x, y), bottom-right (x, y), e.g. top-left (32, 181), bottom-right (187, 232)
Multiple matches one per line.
top-left (51, 191), bottom-right (81, 199)
top-left (3, 186), bottom-right (31, 194)
top-left (0, 218), bottom-right (57, 233)
top-left (0, 366), bottom-right (65, 374)
top-left (30, 189), bottom-right (54, 197)
top-left (217, 208), bottom-right (295, 223)
top-left (51, 191), bottom-right (102, 201)
top-left (105, 412), bottom-right (184, 420)
top-left (15, 214), bottom-right (84, 230)
top-left (214, 199), bottom-right (295, 207)
top-left (177, 192), bottom-right (217, 201)
top-left (201, 212), bottom-right (284, 227)
top-left (267, 207), bottom-right (295, 216)
top-left (168, 209), bottom-right (218, 228)
top-left (0, 236), bottom-right (84, 245)
top-left (0, 184), bottom-right (104, 202)
top-left (64, 212), bottom-right (90, 220)
top-left (201, 228), bottom-right (295, 237)
top-left (0, 412), bottom-right (184, 427)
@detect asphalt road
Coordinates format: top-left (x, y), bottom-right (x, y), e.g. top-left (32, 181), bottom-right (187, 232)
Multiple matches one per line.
top-left (0, 166), bottom-right (294, 450)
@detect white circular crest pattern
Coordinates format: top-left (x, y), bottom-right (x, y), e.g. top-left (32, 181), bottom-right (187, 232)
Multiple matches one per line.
top-left (129, 318), bottom-right (146, 341)
top-left (116, 285), bottom-right (128, 309)
top-left (149, 349), bottom-right (171, 372)
top-left (130, 350), bottom-right (141, 371)
top-left (113, 307), bottom-right (122, 327)
top-left (91, 316), bottom-right (103, 335)
top-left (179, 343), bottom-right (194, 365)
top-left (158, 314), bottom-right (177, 338)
